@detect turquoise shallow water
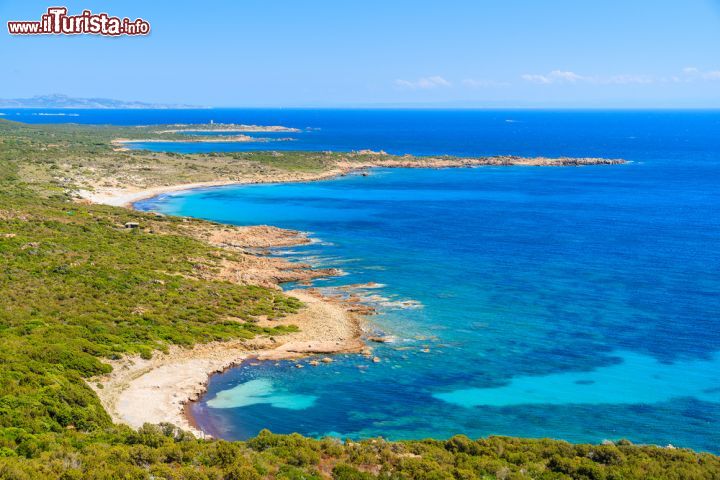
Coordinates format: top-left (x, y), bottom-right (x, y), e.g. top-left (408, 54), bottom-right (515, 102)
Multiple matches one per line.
top-left (110, 109), bottom-right (720, 452)
top-left (138, 163), bottom-right (720, 452)
top-left (207, 379), bottom-right (317, 410)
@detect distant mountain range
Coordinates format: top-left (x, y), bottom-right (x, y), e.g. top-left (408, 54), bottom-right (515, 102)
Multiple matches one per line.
top-left (0, 94), bottom-right (205, 109)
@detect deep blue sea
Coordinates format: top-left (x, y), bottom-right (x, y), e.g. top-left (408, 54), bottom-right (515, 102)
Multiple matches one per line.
top-left (10, 108), bottom-right (720, 452)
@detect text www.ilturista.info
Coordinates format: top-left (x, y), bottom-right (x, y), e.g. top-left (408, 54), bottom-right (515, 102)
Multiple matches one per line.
top-left (7, 7), bottom-right (150, 36)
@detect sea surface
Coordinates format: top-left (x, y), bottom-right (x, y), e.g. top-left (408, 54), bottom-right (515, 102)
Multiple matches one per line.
top-left (11, 108), bottom-right (720, 452)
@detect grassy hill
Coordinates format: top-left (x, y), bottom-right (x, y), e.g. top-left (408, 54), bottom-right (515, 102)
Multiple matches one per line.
top-left (0, 119), bottom-right (717, 479)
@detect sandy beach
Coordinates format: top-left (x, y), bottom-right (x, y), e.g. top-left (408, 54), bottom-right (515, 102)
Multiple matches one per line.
top-left (76, 169), bottom-right (347, 207)
top-left (78, 181), bottom-right (241, 207)
top-left (89, 289), bottom-right (365, 437)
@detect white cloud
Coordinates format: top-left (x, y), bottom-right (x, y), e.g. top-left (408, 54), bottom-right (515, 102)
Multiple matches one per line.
top-left (521, 73), bottom-right (552, 84)
top-left (521, 70), bottom-right (586, 84)
top-left (394, 76), bottom-right (451, 89)
top-left (552, 71), bottom-right (585, 82)
top-left (682, 67), bottom-right (720, 81)
top-left (523, 68), bottom-right (720, 86)
top-left (521, 70), bottom-right (649, 85)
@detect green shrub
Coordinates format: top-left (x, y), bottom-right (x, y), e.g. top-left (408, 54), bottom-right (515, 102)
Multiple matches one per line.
top-left (332, 464), bottom-right (374, 480)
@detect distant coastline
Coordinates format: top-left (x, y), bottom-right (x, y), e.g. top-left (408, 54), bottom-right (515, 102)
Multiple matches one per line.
top-left (0, 93), bottom-right (207, 109)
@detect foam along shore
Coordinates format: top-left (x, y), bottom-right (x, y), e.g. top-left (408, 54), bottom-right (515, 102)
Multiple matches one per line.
top-left (90, 289), bottom-right (364, 437)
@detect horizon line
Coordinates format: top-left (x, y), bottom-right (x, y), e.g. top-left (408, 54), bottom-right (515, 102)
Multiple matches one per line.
top-left (3, 105), bottom-right (720, 111)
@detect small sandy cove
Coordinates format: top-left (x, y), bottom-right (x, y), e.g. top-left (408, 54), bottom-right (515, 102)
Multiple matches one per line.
top-left (82, 183), bottom-right (370, 437)
top-left (89, 290), bottom-right (365, 437)
top-left (76, 168), bottom-right (347, 207)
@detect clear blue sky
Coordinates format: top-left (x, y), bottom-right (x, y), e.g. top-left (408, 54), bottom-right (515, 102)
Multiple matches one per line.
top-left (2, 0), bottom-right (720, 107)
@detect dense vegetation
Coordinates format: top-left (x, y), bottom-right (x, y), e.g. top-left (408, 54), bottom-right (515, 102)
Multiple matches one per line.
top-left (3, 427), bottom-right (719, 480)
top-left (0, 119), bottom-right (718, 478)
top-left (0, 119), bottom-right (375, 196)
